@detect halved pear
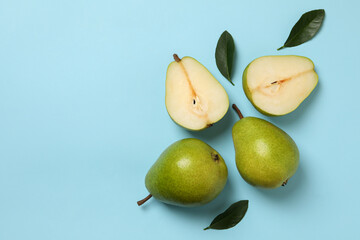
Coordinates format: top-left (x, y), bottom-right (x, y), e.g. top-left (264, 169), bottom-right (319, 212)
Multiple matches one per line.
top-left (165, 54), bottom-right (229, 130)
top-left (243, 55), bottom-right (318, 116)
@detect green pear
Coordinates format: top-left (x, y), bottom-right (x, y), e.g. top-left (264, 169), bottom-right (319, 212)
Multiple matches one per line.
top-left (232, 104), bottom-right (299, 188)
top-left (243, 55), bottom-right (318, 116)
top-left (137, 138), bottom-right (228, 207)
top-left (165, 54), bottom-right (229, 131)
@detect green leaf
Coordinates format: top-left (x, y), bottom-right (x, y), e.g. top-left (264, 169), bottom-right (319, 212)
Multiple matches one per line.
top-left (204, 200), bottom-right (249, 230)
top-left (278, 9), bottom-right (325, 50)
top-left (215, 30), bottom-right (235, 85)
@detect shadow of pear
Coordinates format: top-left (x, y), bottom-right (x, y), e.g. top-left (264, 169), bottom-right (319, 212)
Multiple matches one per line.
top-left (188, 109), bottom-right (234, 141)
top-left (160, 178), bottom-right (235, 221)
top-left (255, 163), bottom-right (306, 202)
top-left (265, 81), bottom-right (321, 126)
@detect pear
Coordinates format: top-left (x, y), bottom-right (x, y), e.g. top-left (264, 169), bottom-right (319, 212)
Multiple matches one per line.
top-left (232, 104), bottom-right (299, 188)
top-left (243, 55), bottom-right (318, 116)
top-left (165, 54), bottom-right (229, 130)
top-left (137, 138), bottom-right (228, 207)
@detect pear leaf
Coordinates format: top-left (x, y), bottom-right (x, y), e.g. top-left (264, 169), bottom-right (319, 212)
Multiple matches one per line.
top-left (204, 200), bottom-right (249, 230)
top-left (215, 30), bottom-right (235, 85)
top-left (278, 9), bottom-right (325, 50)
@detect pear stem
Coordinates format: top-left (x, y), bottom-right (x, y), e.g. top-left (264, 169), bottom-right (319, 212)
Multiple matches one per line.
top-left (173, 54), bottom-right (181, 62)
top-left (137, 194), bottom-right (152, 206)
top-left (282, 179), bottom-right (289, 186)
top-left (232, 104), bottom-right (244, 119)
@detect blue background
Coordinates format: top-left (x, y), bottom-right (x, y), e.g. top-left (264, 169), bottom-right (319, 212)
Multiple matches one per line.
top-left (0, 0), bottom-right (359, 239)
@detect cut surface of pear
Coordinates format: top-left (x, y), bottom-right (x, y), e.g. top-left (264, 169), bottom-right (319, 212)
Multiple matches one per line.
top-left (143, 138), bottom-right (228, 207)
top-left (243, 55), bottom-right (318, 116)
top-left (166, 55), bottom-right (229, 130)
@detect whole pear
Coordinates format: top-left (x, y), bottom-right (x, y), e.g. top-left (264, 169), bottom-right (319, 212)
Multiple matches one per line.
top-left (232, 104), bottom-right (299, 188)
top-left (138, 138), bottom-right (228, 207)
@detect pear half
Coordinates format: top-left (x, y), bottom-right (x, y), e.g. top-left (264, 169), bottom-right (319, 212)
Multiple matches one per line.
top-left (243, 55), bottom-right (318, 116)
top-left (165, 54), bottom-right (229, 130)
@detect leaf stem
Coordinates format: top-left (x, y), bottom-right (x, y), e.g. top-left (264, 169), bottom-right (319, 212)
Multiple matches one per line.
top-left (232, 104), bottom-right (244, 119)
top-left (277, 46), bottom-right (284, 51)
top-left (173, 54), bottom-right (181, 62)
top-left (203, 227), bottom-right (210, 230)
top-left (137, 194), bottom-right (152, 206)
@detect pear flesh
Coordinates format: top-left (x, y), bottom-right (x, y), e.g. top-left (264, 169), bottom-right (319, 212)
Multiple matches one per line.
top-left (232, 108), bottom-right (299, 188)
top-left (243, 55), bottom-right (318, 116)
top-left (144, 138), bottom-right (228, 207)
top-left (166, 55), bottom-right (229, 130)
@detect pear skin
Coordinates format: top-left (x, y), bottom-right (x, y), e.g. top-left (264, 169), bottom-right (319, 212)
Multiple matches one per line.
top-left (232, 104), bottom-right (299, 188)
top-left (138, 138), bottom-right (228, 207)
